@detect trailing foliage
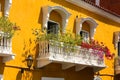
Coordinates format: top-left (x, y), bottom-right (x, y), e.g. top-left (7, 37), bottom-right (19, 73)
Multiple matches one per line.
top-left (33, 28), bottom-right (114, 60)
top-left (34, 29), bottom-right (82, 44)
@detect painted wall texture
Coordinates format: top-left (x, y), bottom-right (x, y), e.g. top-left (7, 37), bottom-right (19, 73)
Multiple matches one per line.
top-left (0, 0), bottom-right (120, 80)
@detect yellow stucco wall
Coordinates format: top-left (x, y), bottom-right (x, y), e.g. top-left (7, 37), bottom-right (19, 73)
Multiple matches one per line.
top-left (1, 0), bottom-right (120, 80)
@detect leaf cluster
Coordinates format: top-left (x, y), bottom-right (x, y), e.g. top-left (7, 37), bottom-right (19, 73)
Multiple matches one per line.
top-left (33, 29), bottom-right (82, 52)
top-left (0, 17), bottom-right (15, 38)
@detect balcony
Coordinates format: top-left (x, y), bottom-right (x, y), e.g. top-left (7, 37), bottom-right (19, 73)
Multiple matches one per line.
top-left (37, 41), bottom-right (106, 72)
top-left (115, 57), bottom-right (120, 75)
top-left (0, 32), bottom-right (15, 63)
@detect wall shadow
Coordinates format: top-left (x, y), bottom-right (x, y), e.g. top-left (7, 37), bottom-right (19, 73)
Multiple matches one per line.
top-left (0, 61), bottom-right (5, 74)
top-left (33, 43), bottom-right (39, 68)
top-left (38, 8), bottom-right (43, 28)
top-left (73, 19), bottom-right (76, 34)
top-left (16, 71), bottom-right (22, 80)
top-left (33, 63), bottom-right (94, 80)
top-left (32, 69), bottom-right (43, 80)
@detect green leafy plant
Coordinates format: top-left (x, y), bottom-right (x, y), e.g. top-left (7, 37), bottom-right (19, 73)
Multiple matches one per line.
top-left (33, 28), bottom-right (114, 60)
top-left (33, 28), bottom-right (82, 53)
top-left (0, 16), bottom-right (18, 38)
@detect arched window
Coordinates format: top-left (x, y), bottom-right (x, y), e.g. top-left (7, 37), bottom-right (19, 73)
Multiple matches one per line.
top-left (42, 6), bottom-right (71, 33)
top-left (76, 17), bottom-right (98, 41)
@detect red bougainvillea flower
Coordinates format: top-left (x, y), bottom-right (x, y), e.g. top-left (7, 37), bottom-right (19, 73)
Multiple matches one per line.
top-left (80, 39), bottom-right (113, 60)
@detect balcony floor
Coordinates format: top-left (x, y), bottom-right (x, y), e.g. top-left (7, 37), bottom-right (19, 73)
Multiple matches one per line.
top-left (37, 56), bottom-right (106, 72)
top-left (0, 50), bottom-right (15, 63)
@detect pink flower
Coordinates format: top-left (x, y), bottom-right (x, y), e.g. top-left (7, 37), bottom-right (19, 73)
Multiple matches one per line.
top-left (80, 39), bottom-right (113, 60)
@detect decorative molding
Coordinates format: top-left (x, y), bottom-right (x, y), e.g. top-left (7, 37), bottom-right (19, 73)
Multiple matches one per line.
top-left (42, 6), bottom-right (71, 33)
top-left (4, 0), bottom-right (12, 16)
top-left (76, 17), bottom-right (98, 39)
top-left (66, 0), bottom-right (120, 23)
top-left (113, 31), bottom-right (120, 49)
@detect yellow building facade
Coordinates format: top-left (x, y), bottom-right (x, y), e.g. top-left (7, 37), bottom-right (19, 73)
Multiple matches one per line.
top-left (0, 0), bottom-right (120, 80)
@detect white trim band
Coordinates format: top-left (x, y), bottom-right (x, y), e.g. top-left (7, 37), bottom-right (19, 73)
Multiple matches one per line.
top-left (66, 0), bottom-right (120, 23)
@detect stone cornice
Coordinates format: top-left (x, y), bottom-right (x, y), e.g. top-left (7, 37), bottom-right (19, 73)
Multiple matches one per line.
top-left (66, 0), bottom-right (120, 23)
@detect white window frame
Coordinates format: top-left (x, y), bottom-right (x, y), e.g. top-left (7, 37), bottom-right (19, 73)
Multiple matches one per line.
top-left (42, 6), bottom-right (71, 33)
top-left (76, 17), bottom-right (98, 39)
top-left (47, 20), bottom-right (60, 34)
top-left (4, 0), bottom-right (12, 16)
top-left (0, 75), bottom-right (3, 80)
top-left (80, 30), bottom-right (89, 42)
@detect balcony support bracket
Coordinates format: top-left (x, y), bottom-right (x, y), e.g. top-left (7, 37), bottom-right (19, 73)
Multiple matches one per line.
top-left (75, 65), bottom-right (87, 71)
top-left (62, 63), bottom-right (75, 70)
